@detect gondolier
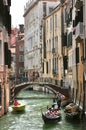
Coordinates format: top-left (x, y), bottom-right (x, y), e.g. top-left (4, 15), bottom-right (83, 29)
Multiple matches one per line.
top-left (56, 92), bottom-right (61, 109)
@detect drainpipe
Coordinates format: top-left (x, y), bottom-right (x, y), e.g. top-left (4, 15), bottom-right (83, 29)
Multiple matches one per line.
top-left (83, 0), bottom-right (86, 115)
top-left (52, 13), bottom-right (54, 80)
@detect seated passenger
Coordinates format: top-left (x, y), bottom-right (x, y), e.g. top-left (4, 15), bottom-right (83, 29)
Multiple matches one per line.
top-left (13, 100), bottom-right (20, 106)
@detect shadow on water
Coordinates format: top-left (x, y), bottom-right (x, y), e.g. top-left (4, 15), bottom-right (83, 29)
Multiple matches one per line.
top-left (65, 116), bottom-right (80, 123)
top-left (11, 110), bottom-right (26, 115)
top-left (43, 123), bottom-right (57, 130)
top-left (64, 115), bottom-right (86, 130)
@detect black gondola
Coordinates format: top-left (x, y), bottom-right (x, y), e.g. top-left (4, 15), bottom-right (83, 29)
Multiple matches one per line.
top-left (65, 111), bottom-right (79, 119)
top-left (64, 103), bottom-right (80, 119)
top-left (41, 111), bottom-right (61, 124)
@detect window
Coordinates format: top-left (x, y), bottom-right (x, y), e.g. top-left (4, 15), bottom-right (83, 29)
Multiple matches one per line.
top-left (55, 36), bottom-right (58, 53)
top-left (49, 59), bottom-right (51, 73)
top-left (42, 62), bottom-right (44, 73)
top-left (49, 39), bottom-right (51, 52)
top-left (47, 40), bottom-right (48, 52)
top-left (19, 67), bottom-right (24, 74)
top-left (19, 55), bottom-right (24, 62)
top-left (46, 62), bottom-right (48, 74)
top-left (56, 58), bottom-right (58, 75)
top-left (49, 7), bottom-right (53, 14)
top-left (76, 47), bottom-right (79, 64)
top-left (50, 17), bottom-right (53, 31)
top-left (19, 46), bottom-right (24, 51)
top-left (46, 20), bottom-right (48, 33)
top-left (67, 32), bottom-right (72, 47)
top-left (43, 2), bottom-right (46, 17)
top-left (55, 14), bottom-right (57, 28)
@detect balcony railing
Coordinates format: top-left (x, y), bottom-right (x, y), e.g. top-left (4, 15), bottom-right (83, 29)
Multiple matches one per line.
top-left (75, 22), bottom-right (84, 41)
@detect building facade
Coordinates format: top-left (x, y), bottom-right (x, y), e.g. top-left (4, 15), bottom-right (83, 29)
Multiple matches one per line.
top-left (15, 25), bottom-right (24, 82)
top-left (10, 25), bottom-right (24, 83)
top-left (23, 0), bottom-right (60, 80)
top-left (42, 3), bottom-right (63, 85)
top-left (41, 0), bottom-right (86, 113)
top-left (0, 0), bottom-right (11, 117)
top-left (10, 27), bottom-right (18, 79)
top-left (74, 0), bottom-right (86, 114)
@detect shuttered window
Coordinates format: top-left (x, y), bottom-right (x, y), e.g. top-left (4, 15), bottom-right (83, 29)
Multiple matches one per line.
top-left (76, 47), bottom-right (79, 64)
top-left (19, 55), bottom-right (24, 62)
top-left (46, 62), bottom-right (48, 74)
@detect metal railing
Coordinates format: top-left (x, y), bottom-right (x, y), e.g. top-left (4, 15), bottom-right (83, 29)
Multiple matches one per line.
top-left (14, 77), bottom-right (69, 89)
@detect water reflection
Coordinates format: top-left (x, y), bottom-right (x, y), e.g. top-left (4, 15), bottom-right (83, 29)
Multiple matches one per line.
top-left (11, 110), bottom-right (26, 115)
top-left (43, 124), bottom-right (57, 130)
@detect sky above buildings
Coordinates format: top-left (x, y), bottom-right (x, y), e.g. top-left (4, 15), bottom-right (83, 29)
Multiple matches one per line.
top-left (10, 0), bottom-right (28, 27)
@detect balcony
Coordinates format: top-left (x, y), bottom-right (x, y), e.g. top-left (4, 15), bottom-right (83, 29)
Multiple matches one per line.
top-left (75, 0), bottom-right (83, 9)
top-left (75, 22), bottom-right (84, 41)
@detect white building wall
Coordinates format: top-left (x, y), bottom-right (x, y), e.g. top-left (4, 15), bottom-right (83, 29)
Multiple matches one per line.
top-left (24, 0), bottom-right (59, 74)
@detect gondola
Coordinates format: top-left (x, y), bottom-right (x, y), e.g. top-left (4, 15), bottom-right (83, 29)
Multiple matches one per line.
top-left (41, 108), bottom-right (61, 124)
top-left (42, 112), bottom-right (61, 124)
top-left (64, 103), bottom-right (80, 119)
top-left (65, 111), bottom-right (79, 119)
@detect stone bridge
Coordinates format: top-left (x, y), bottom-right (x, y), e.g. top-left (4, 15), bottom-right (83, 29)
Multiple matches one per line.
top-left (13, 81), bottom-right (70, 98)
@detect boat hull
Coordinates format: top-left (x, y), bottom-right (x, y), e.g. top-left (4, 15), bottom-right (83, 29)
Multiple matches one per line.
top-left (12, 104), bottom-right (25, 111)
top-left (42, 113), bottom-right (61, 124)
top-left (65, 112), bottom-right (79, 119)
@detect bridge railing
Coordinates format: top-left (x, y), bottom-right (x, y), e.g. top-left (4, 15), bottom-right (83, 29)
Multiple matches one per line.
top-left (9, 76), bottom-right (70, 100)
top-left (15, 77), bottom-right (69, 89)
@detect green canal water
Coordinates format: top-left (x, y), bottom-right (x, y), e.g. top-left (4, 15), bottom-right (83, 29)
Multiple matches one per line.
top-left (0, 89), bottom-right (86, 130)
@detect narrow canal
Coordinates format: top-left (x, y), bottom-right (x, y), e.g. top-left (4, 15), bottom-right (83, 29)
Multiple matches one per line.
top-left (0, 89), bottom-right (86, 130)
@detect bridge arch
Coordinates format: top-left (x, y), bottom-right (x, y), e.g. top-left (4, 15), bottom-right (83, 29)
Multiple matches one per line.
top-left (14, 82), bottom-right (70, 98)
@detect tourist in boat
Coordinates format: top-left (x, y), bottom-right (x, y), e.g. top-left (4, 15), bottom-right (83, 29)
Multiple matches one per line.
top-left (13, 99), bottom-right (20, 106)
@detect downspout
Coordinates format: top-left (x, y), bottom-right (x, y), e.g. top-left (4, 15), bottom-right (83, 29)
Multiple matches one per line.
top-left (52, 13), bottom-right (54, 78)
top-left (83, 0), bottom-right (86, 115)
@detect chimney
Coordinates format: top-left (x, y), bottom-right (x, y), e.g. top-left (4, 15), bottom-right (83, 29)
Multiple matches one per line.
top-left (19, 24), bottom-right (24, 33)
